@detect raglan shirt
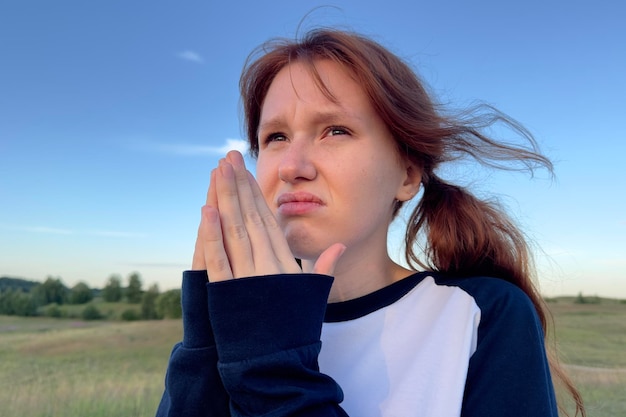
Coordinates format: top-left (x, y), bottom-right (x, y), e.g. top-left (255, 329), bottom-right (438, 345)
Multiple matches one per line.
top-left (156, 271), bottom-right (558, 417)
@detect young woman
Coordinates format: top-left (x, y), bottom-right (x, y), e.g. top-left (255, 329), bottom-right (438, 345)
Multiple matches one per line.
top-left (156, 29), bottom-right (585, 417)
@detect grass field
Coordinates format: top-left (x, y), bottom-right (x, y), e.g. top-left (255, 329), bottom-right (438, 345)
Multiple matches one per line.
top-left (546, 298), bottom-right (626, 416)
top-left (0, 316), bottom-right (180, 417)
top-left (0, 297), bottom-right (624, 416)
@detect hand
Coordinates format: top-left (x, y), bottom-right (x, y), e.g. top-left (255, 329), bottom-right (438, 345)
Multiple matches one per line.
top-left (192, 151), bottom-right (345, 282)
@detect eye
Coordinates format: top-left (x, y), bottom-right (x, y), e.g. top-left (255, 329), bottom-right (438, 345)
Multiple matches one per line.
top-left (261, 132), bottom-right (288, 146)
top-left (326, 126), bottom-right (351, 137)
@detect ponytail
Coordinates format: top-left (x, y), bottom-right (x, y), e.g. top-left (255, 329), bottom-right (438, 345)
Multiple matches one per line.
top-left (406, 174), bottom-right (529, 284)
top-left (406, 172), bottom-right (543, 331)
top-left (406, 174), bottom-right (585, 416)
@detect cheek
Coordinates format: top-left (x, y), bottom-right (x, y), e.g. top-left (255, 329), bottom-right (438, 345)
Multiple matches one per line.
top-left (355, 157), bottom-right (401, 197)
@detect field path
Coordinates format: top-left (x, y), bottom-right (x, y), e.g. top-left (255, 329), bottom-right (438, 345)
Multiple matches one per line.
top-left (565, 364), bottom-right (626, 387)
top-left (566, 364), bottom-right (626, 373)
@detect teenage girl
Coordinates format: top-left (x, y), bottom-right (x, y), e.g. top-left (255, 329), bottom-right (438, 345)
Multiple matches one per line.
top-left (156, 28), bottom-right (585, 417)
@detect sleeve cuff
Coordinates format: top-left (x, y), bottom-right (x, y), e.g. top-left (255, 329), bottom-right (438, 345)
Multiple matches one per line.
top-left (181, 270), bottom-right (216, 348)
top-left (207, 274), bottom-right (333, 363)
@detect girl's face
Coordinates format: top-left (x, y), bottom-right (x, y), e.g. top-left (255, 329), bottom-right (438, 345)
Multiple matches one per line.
top-left (256, 60), bottom-right (420, 261)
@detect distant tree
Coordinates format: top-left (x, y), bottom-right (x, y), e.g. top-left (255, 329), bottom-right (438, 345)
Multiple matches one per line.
top-left (0, 290), bottom-right (16, 314)
top-left (31, 277), bottom-right (68, 306)
top-left (126, 272), bottom-right (143, 303)
top-left (141, 284), bottom-right (161, 320)
top-left (157, 289), bottom-right (182, 319)
top-left (102, 274), bottom-right (123, 302)
top-left (12, 291), bottom-right (37, 316)
top-left (69, 282), bottom-right (93, 305)
top-left (0, 289), bottom-right (37, 316)
top-left (0, 277), bottom-right (40, 293)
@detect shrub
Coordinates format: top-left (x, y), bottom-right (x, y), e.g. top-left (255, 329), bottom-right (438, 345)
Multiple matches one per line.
top-left (81, 304), bottom-right (103, 320)
top-left (575, 292), bottom-right (601, 304)
top-left (157, 289), bottom-right (182, 319)
top-left (46, 303), bottom-right (65, 318)
top-left (121, 308), bottom-right (140, 321)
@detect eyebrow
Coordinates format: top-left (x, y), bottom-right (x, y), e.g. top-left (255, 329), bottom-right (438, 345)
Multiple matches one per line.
top-left (258, 109), bottom-right (362, 133)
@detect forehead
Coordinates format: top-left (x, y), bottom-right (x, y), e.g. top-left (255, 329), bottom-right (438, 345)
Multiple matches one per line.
top-left (260, 59), bottom-right (372, 124)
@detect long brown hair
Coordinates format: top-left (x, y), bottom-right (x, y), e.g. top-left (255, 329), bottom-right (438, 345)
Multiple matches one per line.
top-left (240, 28), bottom-right (585, 416)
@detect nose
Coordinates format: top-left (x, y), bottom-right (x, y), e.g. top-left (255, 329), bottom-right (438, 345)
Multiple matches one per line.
top-left (278, 140), bottom-right (317, 183)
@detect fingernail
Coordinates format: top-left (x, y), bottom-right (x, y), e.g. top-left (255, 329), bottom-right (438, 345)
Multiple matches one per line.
top-left (226, 150), bottom-right (244, 168)
top-left (219, 162), bottom-right (234, 178)
top-left (202, 205), bottom-right (219, 222)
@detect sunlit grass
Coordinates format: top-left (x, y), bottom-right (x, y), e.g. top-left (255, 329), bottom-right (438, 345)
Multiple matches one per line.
top-left (546, 298), bottom-right (626, 416)
top-left (0, 317), bottom-right (180, 417)
top-left (547, 299), bottom-right (626, 368)
top-left (1, 297), bottom-right (625, 417)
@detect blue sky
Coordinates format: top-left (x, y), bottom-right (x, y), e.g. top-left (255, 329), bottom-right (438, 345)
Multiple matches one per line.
top-left (1, 0), bottom-right (624, 297)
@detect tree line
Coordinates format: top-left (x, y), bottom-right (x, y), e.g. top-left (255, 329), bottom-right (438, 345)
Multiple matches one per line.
top-left (0, 273), bottom-right (181, 321)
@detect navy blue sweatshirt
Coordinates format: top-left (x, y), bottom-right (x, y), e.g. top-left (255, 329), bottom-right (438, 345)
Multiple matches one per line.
top-left (156, 271), bottom-right (557, 416)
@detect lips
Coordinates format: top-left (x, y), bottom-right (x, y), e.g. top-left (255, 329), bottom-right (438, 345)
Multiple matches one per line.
top-left (277, 192), bottom-right (324, 206)
top-left (276, 192), bottom-right (324, 215)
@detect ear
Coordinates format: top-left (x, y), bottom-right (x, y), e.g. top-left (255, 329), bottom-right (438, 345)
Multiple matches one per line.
top-left (395, 162), bottom-right (422, 202)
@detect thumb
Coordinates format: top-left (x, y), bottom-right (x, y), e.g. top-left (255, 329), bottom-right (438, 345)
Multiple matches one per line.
top-left (312, 243), bottom-right (346, 276)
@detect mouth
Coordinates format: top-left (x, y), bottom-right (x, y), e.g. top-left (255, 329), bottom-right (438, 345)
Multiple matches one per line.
top-left (276, 192), bottom-right (324, 216)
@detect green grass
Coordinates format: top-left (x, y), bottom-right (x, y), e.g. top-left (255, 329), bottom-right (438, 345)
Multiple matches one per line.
top-left (0, 316), bottom-right (181, 417)
top-left (547, 298), bottom-right (626, 367)
top-left (563, 366), bottom-right (626, 417)
top-left (1, 297), bottom-right (624, 416)
top-left (546, 298), bottom-right (626, 416)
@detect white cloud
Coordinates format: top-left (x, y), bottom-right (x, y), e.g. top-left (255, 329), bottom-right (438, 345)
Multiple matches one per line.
top-left (149, 138), bottom-right (249, 156)
top-left (177, 50), bottom-right (204, 63)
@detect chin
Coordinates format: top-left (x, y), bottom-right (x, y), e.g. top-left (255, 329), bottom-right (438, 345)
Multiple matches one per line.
top-left (284, 228), bottom-right (325, 261)
top-left (288, 241), bottom-right (323, 262)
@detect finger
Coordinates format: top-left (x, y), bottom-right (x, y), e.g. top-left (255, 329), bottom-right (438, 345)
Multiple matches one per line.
top-left (227, 151), bottom-right (300, 274)
top-left (199, 205), bottom-right (233, 282)
top-left (226, 150), bottom-right (297, 270)
top-left (227, 151), bottom-right (273, 243)
top-left (246, 170), bottom-right (301, 273)
top-left (191, 216), bottom-right (206, 270)
top-left (312, 243), bottom-right (347, 276)
top-left (193, 169), bottom-right (219, 271)
top-left (207, 168), bottom-right (218, 208)
top-left (214, 160), bottom-right (254, 277)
